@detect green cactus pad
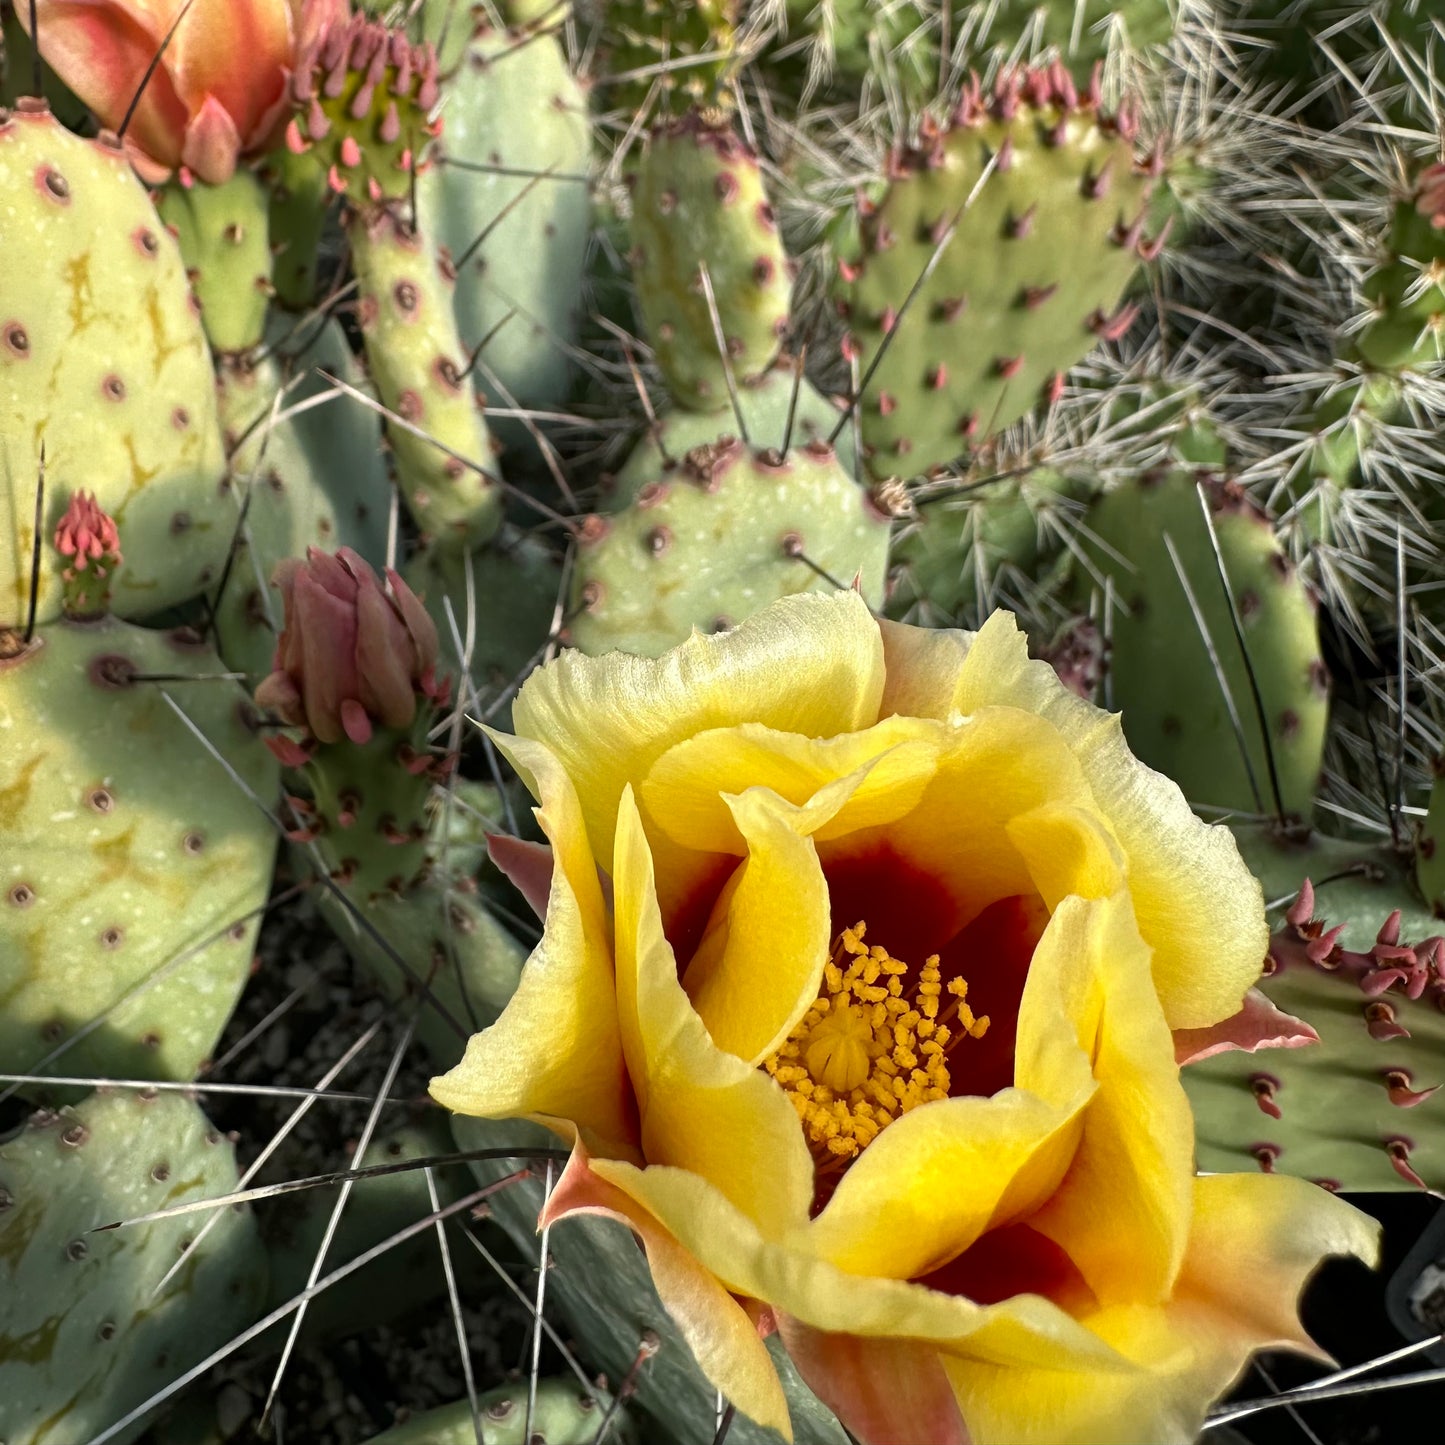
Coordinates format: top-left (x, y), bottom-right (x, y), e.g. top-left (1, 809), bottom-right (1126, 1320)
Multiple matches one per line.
top-left (606, 362), bottom-right (856, 508)
top-left (0, 618), bottom-right (279, 1090)
top-left (569, 437), bottom-right (891, 658)
top-left (454, 1115), bottom-right (851, 1445)
top-left (1076, 472), bottom-right (1328, 820)
top-left (601, 0), bottom-right (739, 118)
top-left (630, 111), bottom-right (793, 412)
top-left (406, 527), bottom-right (563, 729)
top-left (887, 467), bottom-right (1083, 625)
top-left (155, 169), bottom-right (274, 356)
top-left (365, 1378), bottom-right (629, 1445)
top-left (0, 1090), bottom-right (267, 1445)
top-left (211, 316), bottom-right (393, 683)
top-left (830, 65), bottom-right (1157, 477)
top-left (0, 105), bottom-right (229, 630)
top-left (351, 208), bottom-right (503, 549)
top-left (1417, 766), bottom-right (1445, 917)
top-left (955, 0), bottom-right (1180, 65)
top-left (1188, 826), bottom-right (1445, 1193)
top-left (419, 20), bottom-right (592, 458)
top-left (287, 14), bottom-right (441, 205)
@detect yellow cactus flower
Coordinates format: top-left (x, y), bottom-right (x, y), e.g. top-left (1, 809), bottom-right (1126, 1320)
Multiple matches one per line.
top-left (431, 590), bottom-right (1378, 1445)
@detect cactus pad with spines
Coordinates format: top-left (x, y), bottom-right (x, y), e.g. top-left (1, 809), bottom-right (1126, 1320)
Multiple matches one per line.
top-left (364, 1377), bottom-right (629, 1445)
top-left (0, 1090), bottom-right (267, 1445)
top-left (601, 0), bottom-right (739, 119)
top-left (569, 437), bottom-right (891, 658)
top-left (0, 618), bottom-right (278, 1091)
top-left (1077, 472), bottom-right (1329, 821)
top-left (351, 208), bottom-right (503, 549)
top-left (830, 64), bottom-right (1158, 478)
top-left (1188, 827), bottom-right (1445, 1194)
top-left (630, 111), bottom-right (793, 412)
top-left (0, 105), bottom-right (229, 629)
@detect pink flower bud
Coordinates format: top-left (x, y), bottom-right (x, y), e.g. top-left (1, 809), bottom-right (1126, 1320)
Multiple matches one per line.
top-left (255, 546), bottom-right (442, 746)
top-left (54, 491), bottom-right (122, 618)
top-left (19, 0), bottom-right (350, 184)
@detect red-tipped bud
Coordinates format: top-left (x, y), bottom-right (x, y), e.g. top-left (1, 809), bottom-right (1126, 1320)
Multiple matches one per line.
top-left (54, 490), bottom-right (122, 618)
top-left (254, 546), bottom-right (443, 747)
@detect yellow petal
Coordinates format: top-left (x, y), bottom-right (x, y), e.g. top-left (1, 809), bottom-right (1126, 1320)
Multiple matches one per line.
top-left (613, 788), bottom-right (816, 1236)
top-left (680, 787), bottom-right (833, 1065)
top-left (430, 737), bottom-right (636, 1158)
top-left (642, 717), bottom-right (944, 857)
top-left (1005, 801), bottom-right (1127, 909)
top-left (1023, 896), bottom-right (1194, 1306)
top-left (942, 1173), bottom-right (1379, 1445)
top-left (542, 1146), bottom-right (794, 1440)
top-left (937, 612), bottom-right (1267, 1029)
top-left (877, 617), bottom-right (971, 721)
top-left (512, 590), bottom-right (886, 866)
top-left (591, 1160), bottom-right (1131, 1376)
top-left (803, 1086), bottom-right (1092, 1282)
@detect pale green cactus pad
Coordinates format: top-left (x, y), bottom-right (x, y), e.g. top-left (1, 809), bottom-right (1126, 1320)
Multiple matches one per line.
top-left (0, 106), bottom-right (228, 630)
top-left (0, 1090), bottom-right (267, 1445)
top-left (0, 618), bottom-right (278, 1089)
top-left (364, 1378), bottom-right (631, 1444)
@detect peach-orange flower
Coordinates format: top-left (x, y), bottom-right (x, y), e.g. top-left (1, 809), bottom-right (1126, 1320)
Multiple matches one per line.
top-left (432, 590), bottom-right (1377, 1444)
top-left (19, 0), bottom-right (345, 182)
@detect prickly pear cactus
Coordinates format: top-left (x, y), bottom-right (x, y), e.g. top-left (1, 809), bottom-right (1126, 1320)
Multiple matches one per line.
top-left (211, 316), bottom-right (392, 682)
top-left (0, 104), bottom-right (229, 629)
top-left (0, 1090), bottom-right (267, 1445)
top-left (364, 1377), bottom-right (631, 1445)
top-left (569, 436), bottom-right (891, 658)
top-left (1188, 827), bottom-right (1445, 1194)
top-left (829, 64), bottom-right (1159, 477)
top-left (155, 169), bottom-right (274, 356)
top-left (1077, 472), bottom-right (1329, 820)
top-left (630, 111), bottom-right (793, 412)
top-left (420, 17), bottom-right (592, 458)
top-left (1418, 764), bottom-right (1445, 916)
top-left (0, 617), bottom-right (279, 1089)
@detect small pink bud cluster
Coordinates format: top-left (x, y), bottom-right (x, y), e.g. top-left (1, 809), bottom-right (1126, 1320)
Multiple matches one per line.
top-left (255, 547), bottom-right (447, 752)
top-left (1416, 162), bottom-right (1445, 229)
top-left (54, 491), bottom-right (122, 618)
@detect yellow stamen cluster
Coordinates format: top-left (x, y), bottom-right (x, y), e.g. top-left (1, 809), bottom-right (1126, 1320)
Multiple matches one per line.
top-left (763, 922), bottom-right (989, 1164)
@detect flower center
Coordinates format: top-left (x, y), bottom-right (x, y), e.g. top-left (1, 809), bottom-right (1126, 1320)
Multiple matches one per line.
top-left (763, 922), bottom-right (990, 1164)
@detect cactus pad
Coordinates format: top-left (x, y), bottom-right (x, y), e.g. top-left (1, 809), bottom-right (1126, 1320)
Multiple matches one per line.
top-left (365, 1377), bottom-right (629, 1445)
top-left (830, 65), bottom-right (1158, 477)
top-left (1077, 472), bottom-right (1328, 820)
top-left (569, 437), bottom-right (891, 658)
top-left (0, 1090), bottom-right (267, 1445)
top-left (630, 111), bottom-right (792, 411)
top-left (0, 105), bottom-right (228, 629)
top-left (0, 618), bottom-right (278, 1089)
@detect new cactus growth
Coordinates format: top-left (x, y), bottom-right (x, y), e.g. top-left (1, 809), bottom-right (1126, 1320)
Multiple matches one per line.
top-left (54, 489), bottom-right (122, 620)
top-left (629, 110), bottom-right (793, 412)
top-left (364, 1377), bottom-right (630, 1445)
top-left (0, 102), bottom-right (229, 628)
top-left (829, 62), bottom-right (1160, 477)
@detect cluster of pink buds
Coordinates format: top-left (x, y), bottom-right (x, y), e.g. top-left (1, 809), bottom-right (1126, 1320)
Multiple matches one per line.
top-left (255, 547), bottom-right (449, 755)
top-left (1275, 879), bottom-right (1445, 1003)
top-left (1415, 161), bottom-right (1445, 229)
top-left (54, 491), bottom-right (122, 619)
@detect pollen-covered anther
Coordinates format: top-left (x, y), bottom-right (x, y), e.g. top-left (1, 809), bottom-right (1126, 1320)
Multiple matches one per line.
top-left (762, 922), bottom-right (988, 1165)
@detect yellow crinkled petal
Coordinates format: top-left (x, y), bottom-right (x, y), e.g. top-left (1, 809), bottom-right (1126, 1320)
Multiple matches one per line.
top-left (613, 788), bottom-right (816, 1237)
top-left (877, 618), bottom-right (971, 721)
top-left (641, 717), bottom-right (945, 856)
top-left (1022, 895), bottom-right (1194, 1307)
top-left (511, 590), bottom-right (886, 866)
top-left (825, 705), bottom-right (1097, 942)
top-left (429, 737), bottom-right (636, 1159)
top-left (943, 1173), bottom-right (1379, 1445)
top-left (915, 611), bottom-right (1267, 1029)
top-left (802, 1087), bottom-right (1092, 1282)
top-left (590, 1160), bottom-right (1133, 1376)
top-left (1005, 801), bottom-right (1127, 910)
top-left (542, 1148), bottom-right (794, 1440)
top-left (680, 787), bottom-right (833, 1065)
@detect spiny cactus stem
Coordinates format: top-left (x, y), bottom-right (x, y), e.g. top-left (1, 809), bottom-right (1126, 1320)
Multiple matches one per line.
top-left (1192, 481), bottom-right (1288, 828)
top-left (22, 445), bottom-right (43, 644)
top-left (117, 0), bottom-right (195, 145)
top-left (828, 189), bottom-right (976, 448)
top-left (1160, 529), bottom-right (1265, 817)
top-left (443, 156), bottom-right (592, 184)
top-left (157, 687), bottom-right (472, 1041)
top-left (784, 539), bottom-right (849, 591)
top-left (470, 353), bottom-right (577, 506)
top-left (696, 259), bottom-right (750, 446)
top-left (317, 368), bottom-right (578, 535)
